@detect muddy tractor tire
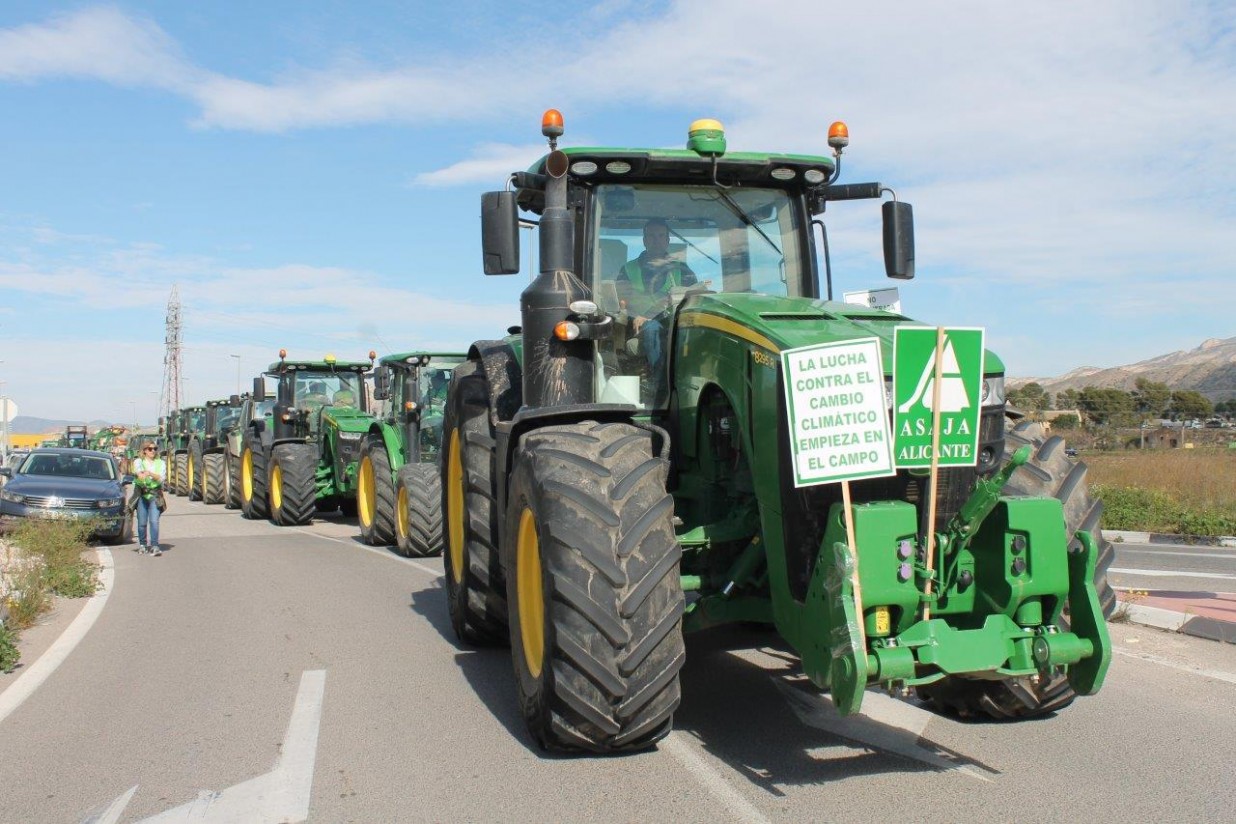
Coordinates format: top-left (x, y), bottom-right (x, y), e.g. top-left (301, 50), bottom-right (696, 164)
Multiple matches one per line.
top-left (268, 443), bottom-right (317, 527)
top-left (201, 453), bottom-right (226, 505)
top-left (505, 421), bottom-right (685, 753)
top-left (173, 452), bottom-right (189, 497)
top-left (917, 420), bottom-right (1115, 720)
top-left (240, 433), bottom-right (270, 520)
top-left (358, 436), bottom-right (397, 546)
top-left (396, 463), bottom-right (442, 558)
top-left (442, 360), bottom-right (508, 645)
top-left (224, 451), bottom-right (241, 509)
top-left (187, 444), bottom-right (203, 501)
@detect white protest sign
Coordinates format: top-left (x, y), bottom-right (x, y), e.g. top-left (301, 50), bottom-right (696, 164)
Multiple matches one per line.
top-left (843, 287), bottom-right (902, 314)
top-left (781, 338), bottom-right (895, 487)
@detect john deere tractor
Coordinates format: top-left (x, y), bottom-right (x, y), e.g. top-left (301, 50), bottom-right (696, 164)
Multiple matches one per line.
top-left (441, 111), bottom-right (1113, 753)
top-left (357, 352), bottom-right (466, 555)
top-left (228, 391), bottom-right (276, 512)
top-left (188, 397), bottom-right (242, 505)
top-left (241, 351), bottom-right (377, 526)
top-left (162, 409), bottom-right (200, 496)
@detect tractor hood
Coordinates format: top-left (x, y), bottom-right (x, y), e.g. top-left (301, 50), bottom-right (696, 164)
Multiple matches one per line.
top-left (677, 292), bottom-right (1005, 375)
top-left (321, 407), bottom-right (376, 433)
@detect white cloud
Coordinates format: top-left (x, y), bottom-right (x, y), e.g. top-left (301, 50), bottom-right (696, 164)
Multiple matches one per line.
top-left (411, 143), bottom-right (549, 187)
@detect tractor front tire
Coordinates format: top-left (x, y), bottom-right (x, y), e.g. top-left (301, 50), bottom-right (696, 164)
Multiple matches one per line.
top-left (442, 361), bottom-right (507, 645)
top-left (917, 420), bottom-right (1115, 720)
top-left (396, 463), bottom-right (442, 557)
top-left (506, 421), bottom-right (685, 753)
top-left (358, 437), bottom-right (396, 545)
top-left (173, 453), bottom-right (189, 496)
top-left (240, 435), bottom-right (270, 520)
top-left (268, 443), bottom-right (317, 527)
top-left (202, 453), bottom-right (226, 505)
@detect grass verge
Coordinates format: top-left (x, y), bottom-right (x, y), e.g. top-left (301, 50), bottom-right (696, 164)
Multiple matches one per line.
top-left (0, 518), bottom-right (100, 673)
top-left (1086, 448), bottom-right (1236, 536)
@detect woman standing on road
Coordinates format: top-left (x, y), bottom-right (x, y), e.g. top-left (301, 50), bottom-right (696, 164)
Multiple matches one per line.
top-left (131, 443), bottom-right (167, 556)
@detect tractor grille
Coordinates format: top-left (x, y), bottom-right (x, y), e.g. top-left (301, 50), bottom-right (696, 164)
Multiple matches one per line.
top-left (335, 438), bottom-right (362, 467)
top-left (23, 495), bottom-right (98, 510)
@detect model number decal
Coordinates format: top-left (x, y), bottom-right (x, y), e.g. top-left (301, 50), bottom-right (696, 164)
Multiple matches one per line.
top-left (751, 349), bottom-right (776, 369)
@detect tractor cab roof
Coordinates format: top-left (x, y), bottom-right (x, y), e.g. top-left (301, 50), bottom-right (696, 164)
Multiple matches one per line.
top-left (265, 360), bottom-right (371, 374)
top-left (206, 397), bottom-right (238, 408)
top-left (378, 351), bottom-right (467, 369)
top-left (516, 146), bottom-right (836, 214)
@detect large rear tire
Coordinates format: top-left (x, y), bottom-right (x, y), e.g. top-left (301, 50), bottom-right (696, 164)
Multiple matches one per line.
top-left (506, 421), bottom-right (684, 753)
top-left (202, 453), bottom-right (226, 505)
top-left (269, 443), bottom-right (317, 526)
top-left (357, 436), bottom-right (396, 545)
top-left (240, 433), bottom-right (269, 520)
top-left (917, 420), bottom-right (1115, 720)
top-left (441, 361), bottom-right (507, 645)
top-left (396, 463), bottom-right (442, 557)
top-left (173, 452), bottom-right (189, 496)
top-left (224, 450), bottom-right (241, 509)
top-left (188, 444), bottom-right (203, 501)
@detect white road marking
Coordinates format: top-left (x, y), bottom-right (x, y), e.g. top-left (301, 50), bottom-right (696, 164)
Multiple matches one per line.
top-left (1118, 549), bottom-right (1236, 561)
top-left (292, 528), bottom-right (443, 577)
top-left (773, 679), bottom-right (991, 782)
top-left (1113, 648), bottom-right (1236, 686)
top-left (662, 733), bottom-right (771, 824)
top-left (0, 548), bottom-right (115, 727)
top-left (1109, 567), bottom-right (1236, 580)
top-left (85, 669), bottom-right (328, 824)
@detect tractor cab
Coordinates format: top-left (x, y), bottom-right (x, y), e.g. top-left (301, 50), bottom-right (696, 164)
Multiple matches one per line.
top-left (373, 352), bottom-right (466, 463)
top-left (204, 397), bottom-right (243, 449)
top-left (260, 350), bottom-right (374, 442)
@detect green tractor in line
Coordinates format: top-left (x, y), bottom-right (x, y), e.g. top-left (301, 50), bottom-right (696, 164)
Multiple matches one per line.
top-left (187, 396), bottom-right (243, 505)
top-left (162, 408), bottom-right (202, 496)
top-left (226, 392), bottom-right (276, 512)
top-left (240, 351), bottom-right (377, 526)
top-left (441, 111), bottom-right (1113, 753)
top-left (357, 351), bottom-right (466, 556)
top-left (61, 425), bottom-right (89, 449)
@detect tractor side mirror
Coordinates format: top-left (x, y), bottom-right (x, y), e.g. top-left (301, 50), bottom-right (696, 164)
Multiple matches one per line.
top-left (481, 191), bottom-right (520, 275)
top-left (253, 377), bottom-right (266, 401)
top-left (373, 366), bottom-right (391, 401)
top-left (882, 200), bottom-right (915, 280)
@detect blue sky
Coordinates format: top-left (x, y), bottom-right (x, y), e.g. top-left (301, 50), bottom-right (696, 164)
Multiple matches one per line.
top-left (1, 1), bottom-right (1233, 423)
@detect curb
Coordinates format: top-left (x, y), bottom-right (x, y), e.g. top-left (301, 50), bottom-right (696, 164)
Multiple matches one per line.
top-left (1116, 598), bottom-right (1236, 645)
top-left (1105, 530), bottom-right (1236, 548)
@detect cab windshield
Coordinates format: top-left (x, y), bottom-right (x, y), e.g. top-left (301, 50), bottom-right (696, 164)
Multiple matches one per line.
top-left (590, 183), bottom-right (806, 407)
top-left (294, 372), bottom-right (364, 411)
top-left (214, 406), bottom-right (241, 437)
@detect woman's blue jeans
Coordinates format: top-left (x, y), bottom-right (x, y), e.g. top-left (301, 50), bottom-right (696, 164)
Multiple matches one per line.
top-left (135, 496), bottom-right (161, 547)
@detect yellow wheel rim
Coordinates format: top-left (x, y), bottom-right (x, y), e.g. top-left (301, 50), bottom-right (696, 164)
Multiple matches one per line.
top-left (447, 428), bottom-right (465, 585)
top-left (517, 508), bottom-right (545, 679)
top-left (187, 456), bottom-right (195, 491)
top-left (241, 449), bottom-right (253, 502)
top-left (396, 484), bottom-right (409, 541)
top-left (358, 455), bottom-right (375, 528)
top-left (271, 462), bottom-right (283, 512)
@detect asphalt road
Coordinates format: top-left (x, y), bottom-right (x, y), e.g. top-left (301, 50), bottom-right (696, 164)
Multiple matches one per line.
top-left (1110, 540), bottom-right (1236, 593)
top-left (2, 498), bottom-right (1236, 823)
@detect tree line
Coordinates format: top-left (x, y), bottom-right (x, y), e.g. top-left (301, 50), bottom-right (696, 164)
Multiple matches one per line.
top-left (1006, 378), bottom-right (1234, 427)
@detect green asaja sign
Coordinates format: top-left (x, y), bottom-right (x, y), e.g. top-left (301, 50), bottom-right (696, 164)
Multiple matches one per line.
top-left (893, 326), bottom-right (985, 468)
top-left (781, 338), bottom-right (895, 487)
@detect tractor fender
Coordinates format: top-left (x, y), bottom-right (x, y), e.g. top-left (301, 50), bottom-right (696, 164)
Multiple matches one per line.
top-left (367, 419), bottom-right (405, 474)
top-left (468, 339), bottom-right (523, 426)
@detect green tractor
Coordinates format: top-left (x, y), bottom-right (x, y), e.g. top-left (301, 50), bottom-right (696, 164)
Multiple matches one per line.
top-left (161, 409), bottom-right (196, 496)
top-left (62, 425), bottom-right (88, 449)
top-left (241, 351), bottom-right (377, 526)
top-left (441, 111), bottom-right (1113, 753)
top-left (227, 391), bottom-right (276, 512)
top-left (188, 396), bottom-right (243, 505)
top-left (357, 352), bottom-right (466, 555)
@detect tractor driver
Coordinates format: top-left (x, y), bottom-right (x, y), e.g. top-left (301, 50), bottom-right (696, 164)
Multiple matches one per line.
top-left (303, 380), bottom-right (331, 410)
top-left (614, 218), bottom-right (697, 387)
top-left (332, 389), bottom-right (356, 408)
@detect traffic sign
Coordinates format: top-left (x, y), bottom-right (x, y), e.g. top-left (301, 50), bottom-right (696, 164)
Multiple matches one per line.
top-left (782, 337), bottom-right (895, 486)
top-left (0, 398), bottom-right (16, 424)
top-left (893, 327), bottom-right (984, 468)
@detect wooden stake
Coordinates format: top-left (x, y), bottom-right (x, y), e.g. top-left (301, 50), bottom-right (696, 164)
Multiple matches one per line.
top-left (922, 326), bottom-right (946, 621)
top-left (842, 479), bottom-right (866, 652)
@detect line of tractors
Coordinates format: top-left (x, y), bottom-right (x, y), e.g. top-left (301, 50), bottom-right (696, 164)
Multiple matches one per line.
top-left (151, 111), bottom-right (1115, 755)
top-left (159, 350), bottom-right (464, 558)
